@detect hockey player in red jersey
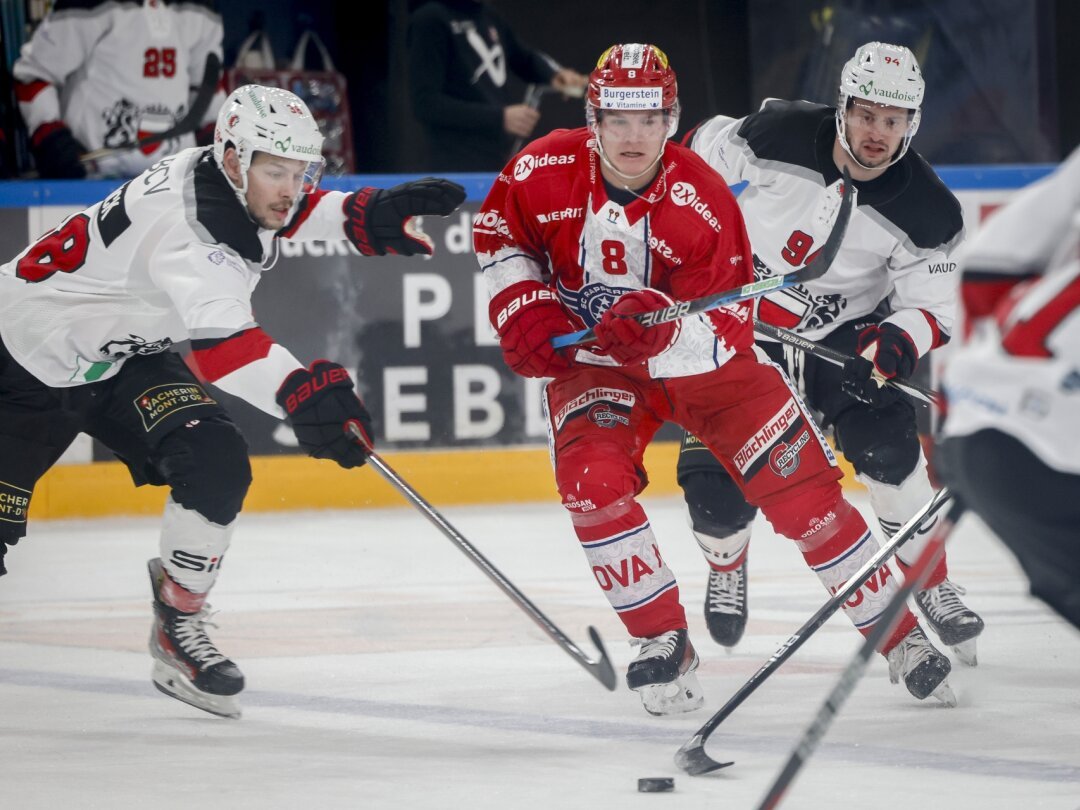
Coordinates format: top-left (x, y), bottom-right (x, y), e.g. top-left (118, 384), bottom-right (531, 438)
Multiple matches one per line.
top-left (474, 43), bottom-right (955, 715)
top-left (0, 85), bottom-right (465, 718)
top-left (13, 0), bottom-right (226, 178)
top-left (938, 146), bottom-right (1080, 632)
top-left (679, 42), bottom-right (984, 666)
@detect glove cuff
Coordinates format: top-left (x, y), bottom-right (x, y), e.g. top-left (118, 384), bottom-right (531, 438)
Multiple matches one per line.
top-left (343, 188), bottom-right (381, 256)
top-left (276, 360), bottom-right (355, 416)
top-left (489, 280), bottom-right (564, 336)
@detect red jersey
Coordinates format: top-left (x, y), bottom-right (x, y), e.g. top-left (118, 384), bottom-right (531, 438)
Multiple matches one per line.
top-left (474, 127), bottom-right (756, 378)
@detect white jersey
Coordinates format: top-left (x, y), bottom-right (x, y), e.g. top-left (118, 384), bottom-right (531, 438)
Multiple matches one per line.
top-left (690, 99), bottom-right (964, 358)
top-left (941, 147), bottom-right (1080, 475)
top-left (0, 147), bottom-right (359, 418)
top-left (13, 0), bottom-right (224, 178)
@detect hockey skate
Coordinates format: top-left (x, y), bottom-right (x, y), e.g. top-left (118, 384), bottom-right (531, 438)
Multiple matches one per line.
top-left (704, 562), bottom-right (747, 647)
top-left (626, 628), bottom-right (704, 716)
top-left (887, 625), bottom-right (957, 706)
top-left (915, 579), bottom-right (984, 666)
top-left (147, 558), bottom-right (244, 719)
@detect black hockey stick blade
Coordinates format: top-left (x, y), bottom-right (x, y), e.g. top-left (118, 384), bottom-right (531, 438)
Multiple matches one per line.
top-left (551, 167), bottom-right (854, 351)
top-left (673, 486), bottom-right (952, 777)
top-left (346, 423), bottom-right (618, 691)
top-left (586, 625), bottom-right (618, 690)
top-left (753, 321), bottom-right (941, 406)
top-left (674, 733), bottom-right (734, 775)
top-left (81, 52), bottom-right (222, 164)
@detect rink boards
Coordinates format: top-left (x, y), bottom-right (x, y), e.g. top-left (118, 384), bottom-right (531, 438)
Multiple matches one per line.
top-left (0, 165), bottom-right (1054, 518)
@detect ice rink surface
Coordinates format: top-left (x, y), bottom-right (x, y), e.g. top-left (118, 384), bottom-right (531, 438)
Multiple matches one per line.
top-left (2, 488), bottom-right (1078, 809)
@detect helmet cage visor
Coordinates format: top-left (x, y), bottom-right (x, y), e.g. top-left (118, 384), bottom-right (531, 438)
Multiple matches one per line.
top-left (244, 150), bottom-right (325, 197)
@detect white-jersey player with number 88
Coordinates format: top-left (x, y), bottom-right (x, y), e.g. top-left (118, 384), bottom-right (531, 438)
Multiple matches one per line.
top-left (0, 84), bottom-right (465, 718)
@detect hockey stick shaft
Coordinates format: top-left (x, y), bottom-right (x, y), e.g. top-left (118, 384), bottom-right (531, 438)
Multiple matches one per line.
top-left (509, 83), bottom-right (543, 158)
top-left (674, 485), bottom-right (952, 775)
top-left (347, 426), bottom-right (617, 691)
top-left (756, 497), bottom-right (964, 809)
top-left (81, 52), bottom-right (222, 164)
top-left (550, 167), bottom-right (853, 351)
top-left (754, 321), bottom-right (941, 406)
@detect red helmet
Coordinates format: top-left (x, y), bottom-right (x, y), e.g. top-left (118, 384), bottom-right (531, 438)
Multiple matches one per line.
top-left (587, 44), bottom-right (678, 112)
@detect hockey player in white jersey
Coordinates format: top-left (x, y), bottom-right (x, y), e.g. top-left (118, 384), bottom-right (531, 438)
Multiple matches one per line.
top-left (938, 146), bottom-right (1080, 633)
top-left (13, 0), bottom-right (225, 178)
top-left (678, 42), bottom-right (984, 672)
top-left (0, 85), bottom-right (466, 718)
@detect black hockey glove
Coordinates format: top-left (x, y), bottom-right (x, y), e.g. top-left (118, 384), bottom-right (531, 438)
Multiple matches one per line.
top-left (276, 361), bottom-right (374, 468)
top-left (841, 322), bottom-right (919, 408)
top-left (344, 178), bottom-right (466, 256)
top-left (31, 122), bottom-right (87, 179)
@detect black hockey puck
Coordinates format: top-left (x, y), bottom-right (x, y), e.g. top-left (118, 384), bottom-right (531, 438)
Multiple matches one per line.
top-left (637, 777), bottom-right (675, 793)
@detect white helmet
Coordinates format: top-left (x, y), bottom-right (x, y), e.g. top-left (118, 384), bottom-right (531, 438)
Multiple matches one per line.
top-left (835, 42), bottom-right (924, 170)
top-left (214, 84), bottom-right (325, 197)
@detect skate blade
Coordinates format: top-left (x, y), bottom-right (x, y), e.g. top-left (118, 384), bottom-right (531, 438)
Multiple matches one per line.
top-left (152, 660), bottom-right (241, 719)
top-left (951, 638), bottom-right (978, 667)
top-left (930, 680), bottom-right (958, 708)
top-left (635, 672), bottom-right (705, 716)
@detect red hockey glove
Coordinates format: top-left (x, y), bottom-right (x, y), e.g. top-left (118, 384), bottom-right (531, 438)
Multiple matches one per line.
top-left (841, 322), bottom-right (918, 408)
top-left (490, 281), bottom-right (577, 378)
top-left (593, 288), bottom-right (679, 366)
top-left (344, 178), bottom-right (466, 256)
top-left (276, 361), bottom-right (373, 468)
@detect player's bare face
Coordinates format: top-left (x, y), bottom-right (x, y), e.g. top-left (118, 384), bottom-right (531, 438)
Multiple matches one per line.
top-left (244, 154), bottom-right (309, 229)
top-left (844, 100), bottom-right (909, 168)
top-left (597, 110), bottom-right (668, 183)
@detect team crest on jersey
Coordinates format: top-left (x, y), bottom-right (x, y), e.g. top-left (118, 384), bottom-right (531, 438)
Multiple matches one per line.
top-left (133, 384), bottom-right (216, 432)
top-left (102, 99), bottom-right (177, 154)
top-left (556, 279), bottom-right (634, 327)
top-left (754, 255), bottom-right (846, 330)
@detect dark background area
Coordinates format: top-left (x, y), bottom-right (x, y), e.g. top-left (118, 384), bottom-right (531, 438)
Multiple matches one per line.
top-left (2, 0), bottom-right (1078, 175)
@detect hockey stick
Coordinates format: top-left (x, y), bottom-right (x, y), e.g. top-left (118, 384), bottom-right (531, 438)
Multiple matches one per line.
top-left (550, 167), bottom-right (854, 351)
top-left (755, 497), bottom-right (963, 809)
top-left (80, 52), bottom-right (222, 164)
top-left (754, 321), bottom-right (942, 407)
top-left (673, 485), bottom-right (952, 776)
top-left (346, 423), bottom-right (617, 691)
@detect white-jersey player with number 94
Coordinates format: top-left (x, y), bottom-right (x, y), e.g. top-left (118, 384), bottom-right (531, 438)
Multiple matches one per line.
top-left (0, 84), bottom-right (465, 719)
top-left (677, 41), bottom-right (985, 672)
top-left (475, 42), bottom-right (955, 716)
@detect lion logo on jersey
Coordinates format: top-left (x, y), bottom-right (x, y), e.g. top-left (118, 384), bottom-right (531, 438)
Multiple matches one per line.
top-left (754, 254), bottom-right (847, 330)
top-left (102, 99), bottom-right (179, 155)
top-left (100, 334), bottom-right (174, 359)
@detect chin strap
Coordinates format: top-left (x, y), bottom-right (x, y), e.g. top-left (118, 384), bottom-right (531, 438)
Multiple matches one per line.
top-left (594, 133), bottom-right (667, 193)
